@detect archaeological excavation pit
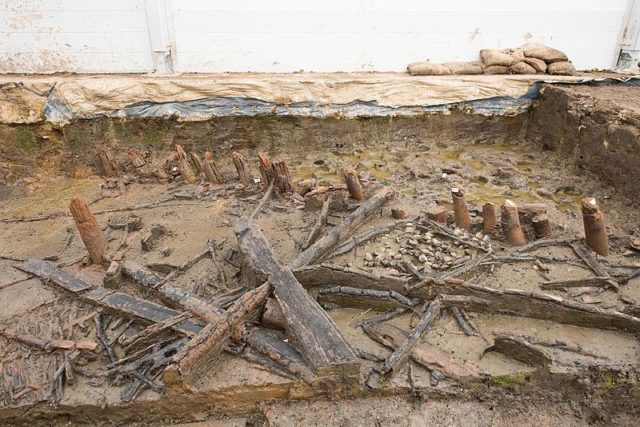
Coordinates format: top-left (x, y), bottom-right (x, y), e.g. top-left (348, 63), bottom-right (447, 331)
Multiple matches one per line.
top-left (1, 74), bottom-right (640, 425)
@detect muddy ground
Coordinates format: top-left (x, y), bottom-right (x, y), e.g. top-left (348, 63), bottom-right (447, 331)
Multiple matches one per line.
top-left (1, 82), bottom-right (640, 426)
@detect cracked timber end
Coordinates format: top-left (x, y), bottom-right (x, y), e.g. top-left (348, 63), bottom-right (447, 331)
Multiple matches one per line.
top-left (451, 182), bottom-right (471, 230)
top-left (581, 197), bottom-right (609, 256)
top-left (500, 199), bottom-right (526, 246)
top-left (343, 166), bottom-right (364, 201)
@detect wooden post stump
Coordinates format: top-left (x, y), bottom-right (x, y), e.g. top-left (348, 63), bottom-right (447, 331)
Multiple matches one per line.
top-left (451, 183), bottom-right (470, 230)
top-left (232, 152), bottom-right (251, 186)
top-left (532, 213), bottom-right (552, 238)
top-left (581, 198), bottom-right (609, 256)
top-left (99, 149), bottom-right (118, 176)
top-left (482, 202), bottom-right (497, 234)
top-left (272, 159), bottom-right (293, 193)
top-left (69, 197), bottom-right (110, 265)
top-left (203, 152), bottom-right (225, 183)
top-left (427, 206), bottom-right (448, 224)
top-left (500, 199), bottom-right (526, 246)
top-left (343, 166), bottom-right (364, 201)
top-left (257, 153), bottom-right (275, 189)
top-left (189, 152), bottom-right (203, 174)
top-left (175, 145), bottom-right (197, 183)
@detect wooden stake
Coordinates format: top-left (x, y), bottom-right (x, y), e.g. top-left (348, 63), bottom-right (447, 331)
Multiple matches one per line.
top-left (451, 183), bottom-right (470, 230)
top-left (272, 160), bottom-right (293, 193)
top-left (175, 145), bottom-right (196, 183)
top-left (426, 205), bottom-right (448, 224)
top-left (500, 199), bottom-right (526, 246)
top-left (203, 151), bottom-right (225, 183)
top-left (232, 152), bottom-right (251, 186)
top-left (343, 166), bottom-right (364, 201)
top-left (69, 197), bottom-right (110, 265)
top-left (532, 213), bottom-right (552, 238)
top-left (482, 202), bottom-right (497, 234)
top-left (257, 153), bottom-right (275, 188)
top-left (581, 197), bottom-right (609, 256)
top-left (99, 149), bottom-right (118, 176)
top-left (189, 152), bottom-right (203, 174)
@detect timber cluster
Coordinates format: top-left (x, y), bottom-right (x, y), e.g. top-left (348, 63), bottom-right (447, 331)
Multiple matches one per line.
top-left (2, 144), bottom-right (639, 409)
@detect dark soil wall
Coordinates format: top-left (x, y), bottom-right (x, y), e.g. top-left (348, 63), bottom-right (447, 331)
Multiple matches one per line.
top-left (527, 84), bottom-right (640, 205)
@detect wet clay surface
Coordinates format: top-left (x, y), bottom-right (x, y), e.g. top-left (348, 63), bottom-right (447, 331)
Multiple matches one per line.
top-left (0, 83), bottom-right (640, 425)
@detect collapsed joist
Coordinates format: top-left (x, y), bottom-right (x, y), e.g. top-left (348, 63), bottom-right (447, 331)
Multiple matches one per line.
top-left (364, 323), bottom-right (483, 381)
top-left (291, 186), bottom-right (396, 268)
top-left (163, 284), bottom-right (270, 388)
top-left (121, 260), bottom-right (222, 323)
top-left (412, 278), bottom-right (640, 333)
top-left (376, 298), bottom-right (441, 377)
top-left (234, 217), bottom-right (359, 378)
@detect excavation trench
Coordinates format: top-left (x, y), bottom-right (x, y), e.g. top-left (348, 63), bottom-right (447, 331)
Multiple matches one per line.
top-left (0, 79), bottom-right (639, 426)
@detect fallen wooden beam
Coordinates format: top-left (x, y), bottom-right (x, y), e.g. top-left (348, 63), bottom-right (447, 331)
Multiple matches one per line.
top-left (290, 186), bottom-right (396, 268)
top-left (363, 322), bottom-right (482, 381)
top-left (318, 286), bottom-right (419, 311)
top-left (0, 326), bottom-right (97, 352)
top-left (242, 326), bottom-right (316, 383)
top-left (410, 278), bottom-right (640, 333)
top-left (17, 259), bottom-right (203, 336)
top-left (377, 298), bottom-right (441, 377)
top-left (163, 283), bottom-right (270, 388)
top-left (293, 263), bottom-right (409, 293)
top-left (122, 260), bottom-right (223, 323)
top-left (234, 218), bottom-right (358, 376)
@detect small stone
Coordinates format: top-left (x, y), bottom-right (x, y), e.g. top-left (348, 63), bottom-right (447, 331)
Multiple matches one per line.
top-left (420, 247), bottom-right (429, 254)
top-left (483, 235), bottom-right (491, 242)
top-left (464, 249), bottom-right (471, 256)
top-left (450, 251), bottom-right (457, 258)
top-left (427, 257), bottom-right (435, 263)
top-left (365, 253), bottom-right (373, 261)
top-left (394, 254), bottom-right (403, 260)
top-left (418, 254), bottom-right (428, 263)
top-left (432, 238), bottom-right (441, 246)
top-left (408, 239), bottom-right (418, 246)
top-left (453, 228), bottom-right (463, 236)
top-left (475, 232), bottom-right (483, 239)
top-left (161, 247), bottom-right (173, 257)
top-left (444, 256), bottom-right (453, 263)
top-left (405, 226), bottom-right (416, 234)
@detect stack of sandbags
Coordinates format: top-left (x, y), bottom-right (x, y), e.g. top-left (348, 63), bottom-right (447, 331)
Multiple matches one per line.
top-left (407, 43), bottom-right (575, 76)
top-left (520, 42), bottom-right (576, 75)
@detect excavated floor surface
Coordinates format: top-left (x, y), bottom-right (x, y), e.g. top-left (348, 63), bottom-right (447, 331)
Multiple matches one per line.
top-left (0, 81), bottom-right (639, 425)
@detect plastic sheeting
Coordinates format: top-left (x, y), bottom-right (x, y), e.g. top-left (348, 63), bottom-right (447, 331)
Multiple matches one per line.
top-left (1, 73), bottom-right (638, 125)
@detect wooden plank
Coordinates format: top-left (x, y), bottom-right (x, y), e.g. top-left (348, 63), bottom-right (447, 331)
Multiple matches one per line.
top-left (412, 278), bottom-right (640, 333)
top-left (17, 259), bottom-right (92, 293)
top-left (234, 217), bottom-right (358, 375)
top-left (84, 288), bottom-right (203, 335)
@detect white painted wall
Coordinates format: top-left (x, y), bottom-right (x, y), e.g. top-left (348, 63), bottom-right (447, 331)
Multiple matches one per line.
top-left (0, 0), bottom-right (634, 73)
top-left (0, 0), bottom-right (152, 73)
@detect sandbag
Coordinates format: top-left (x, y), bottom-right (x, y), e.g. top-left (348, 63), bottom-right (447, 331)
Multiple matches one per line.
top-left (442, 62), bottom-right (483, 75)
top-left (483, 65), bottom-right (509, 75)
top-left (524, 57), bottom-right (547, 73)
top-left (547, 61), bottom-right (576, 76)
top-left (510, 62), bottom-right (537, 75)
top-left (480, 49), bottom-right (514, 67)
top-left (506, 48), bottom-right (525, 63)
top-left (520, 42), bottom-right (568, 63)
top-left (407, 62), bottom-right (451, 76)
